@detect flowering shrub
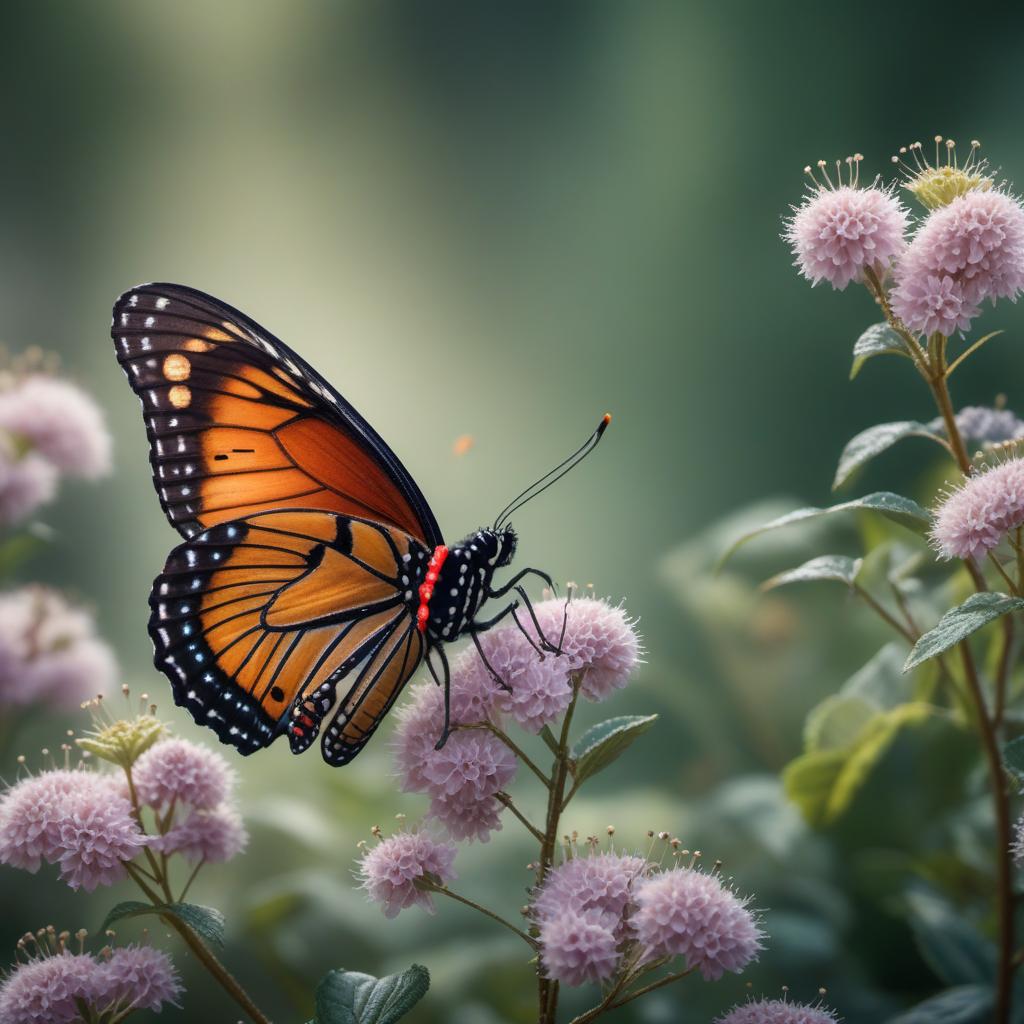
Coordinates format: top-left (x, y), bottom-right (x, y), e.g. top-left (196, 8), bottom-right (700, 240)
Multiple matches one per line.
top-left (0, 927), bottom-right (181, 1024)
top-left (711, 135), bottom-right (1024, 1023)
top-left (357, 594), bottom-right (772, 1023)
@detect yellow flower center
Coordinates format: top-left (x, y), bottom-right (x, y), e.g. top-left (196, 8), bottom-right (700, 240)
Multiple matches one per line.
top-left (906, 165), bottom-right (992, 210)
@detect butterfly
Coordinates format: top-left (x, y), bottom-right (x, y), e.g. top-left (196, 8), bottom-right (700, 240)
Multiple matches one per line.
top-left (111, 283), bottom-right (609, 766)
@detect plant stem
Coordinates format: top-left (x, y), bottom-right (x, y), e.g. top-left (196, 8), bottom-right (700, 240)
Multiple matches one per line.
top-left (537, 678), bottom-right (582, 1024)
top-left (852, 583), bottom-right (917, 644)
top-left (161, 909), bottom-right (273, 1024)
top-left (433, 886), bottom-right (537, 948)
top-left (959, 643), bottom-right (1014, 1024)
top-left (925, 334), bottom-right (972, 474)
top-left (495, 791), bottom-right (545, 842)
top-left (995, 615), bottom-right (1015, 730)
top-left (124, 861), bottom-right (271, 1023)
top-left (988, 553), bottom-right (1022, 598)
top-left (869, 279), bottom-right (1015, 1019)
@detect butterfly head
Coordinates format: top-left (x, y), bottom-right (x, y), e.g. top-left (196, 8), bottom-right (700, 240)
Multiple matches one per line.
top-left (473, 524), bottom-right (517, 568)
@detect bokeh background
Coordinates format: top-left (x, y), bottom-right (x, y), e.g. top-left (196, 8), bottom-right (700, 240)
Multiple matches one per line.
top-left (3, 2), bottom-right (1024, 1021)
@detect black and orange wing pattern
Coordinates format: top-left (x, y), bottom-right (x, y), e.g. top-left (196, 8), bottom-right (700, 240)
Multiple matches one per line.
top-left (111, 282), bottom-right (442, 548)
top-left (150, 509), bottom-right (428, 765)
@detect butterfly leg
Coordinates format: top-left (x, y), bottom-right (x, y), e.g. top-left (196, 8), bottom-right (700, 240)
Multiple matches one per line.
top-left (488, 567), bottom-right (557, 600)
top-left (466, 605), bottom-right (519, 693)
top-left (511, 584), bottom-right (564, 657)
top-left (427, 645), bottom-right (454, 750)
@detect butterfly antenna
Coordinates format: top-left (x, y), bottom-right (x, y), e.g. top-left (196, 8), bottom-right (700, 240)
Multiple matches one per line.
top-left (494, 413), bottom-right (612, 529)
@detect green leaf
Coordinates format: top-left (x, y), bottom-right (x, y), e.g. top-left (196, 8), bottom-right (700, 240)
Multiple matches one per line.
top-left (850, 322), bottom-right (910, 379)
top-left (100, 901), bottom-right (225, 948)
top-left (763, 554), bottom-right (861, 591)
top-left (314, 965), bottom-right (430, 1024)
top-left (570, 715), bottom-right (657, 785)
top-left (833, 421), bottom-right (943, 490)
top-left (804, 694), bottom-right (878, 752)
top-left (904, 592), bottom-right (1024, 672)
top-left (905, 887), bottom-right (996, 986)
top-left (784, 702), bottom-right (933, 826)
top-left (1004, 735), bottom-right (1024, 781)
top-left (719, 491), bottom-right (930, 568)
top-left (887, 985), bottom-right (994, 1024)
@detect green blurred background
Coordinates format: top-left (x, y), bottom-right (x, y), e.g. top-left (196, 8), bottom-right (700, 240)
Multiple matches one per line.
top-left (4, 2), bottom-right (1024, 1021)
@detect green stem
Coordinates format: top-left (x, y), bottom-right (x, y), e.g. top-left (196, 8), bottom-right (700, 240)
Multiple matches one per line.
top-left (959, 643), bottom-right (1014, 1024)
top-left (494, 792), bottom-right (545, 842)
top-left (869, 279), bottom-right (1015, 1021)
top-left (537, 677), bottom-right (582, 1024)
top-left (178, 859), bottom-right (206, 903)
top-left (852, 583), bottom-right (917, 644)
top-left (124, 862), bottom-right (271, 1024)
top-left (988, 553), bottom-right (1022, 598)
top-left (925, 333), bottom-right (972, 474)
top-left (433, 886), bottom-right (537, 948)
top-left (995, 615), bottom-right (1015, 731)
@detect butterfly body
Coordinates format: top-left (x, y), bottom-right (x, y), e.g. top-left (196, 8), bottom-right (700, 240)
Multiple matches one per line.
top-left (417, 525), bottom-right (517, 643)
top-left (112, 283), bottom-right (571, 767)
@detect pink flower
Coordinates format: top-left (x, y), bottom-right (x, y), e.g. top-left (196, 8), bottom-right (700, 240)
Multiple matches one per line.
top-left (132, 737), bottom-right (234, 810)
top-left (715, 996), bottom-right (840, 1024)
top-left (477, 597), bottom-right (642, 731)
top-left (151, 804), bottom-right (248, 864)
top-left (0, 770), bottom-right (113, 872)
top-left (892, 189), bottom-right (1024, 334)
top-left (538, 909), bottom-right (621, 986)
top-left (532, 852), bottom-right (648, 941)
top-left (0, 587), bottom-right (117, 710)
top-left (427, 792), bottom-right (505, 843)
top-left (0, 446), bottom-right (58, 526)
top-left (785, 183), bottom-right (908, 290)
top-left (0, 952), bottom-right (99, 1024)
top-left (93, 945), bottom-right (182, 1012)
top-left (420, 729), bottom-right (517, 803)
top-left (0, 375), bottom-right (112, 479)
top-left (930, 457), bottom-right (1024, 560)
top-left (392, 669), bottom-right (515, 842)
top-left (357, 830), bottom-right (458, 918)
top-left (632, 866), bottom-right (763, 980)
top-left (890, 273), bottom-right (976, 337)
top-left (55, 784), bottom-right (147, 891)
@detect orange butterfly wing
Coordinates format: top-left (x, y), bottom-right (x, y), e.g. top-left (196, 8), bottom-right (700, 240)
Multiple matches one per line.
top-left (112, 283), bottom-right (442, 548)
top-left (150, 509), bottom-right (427, 763)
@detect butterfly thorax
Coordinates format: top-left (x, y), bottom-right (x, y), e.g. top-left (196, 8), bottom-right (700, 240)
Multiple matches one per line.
top-left (414, 526), bottom-right (517, 645)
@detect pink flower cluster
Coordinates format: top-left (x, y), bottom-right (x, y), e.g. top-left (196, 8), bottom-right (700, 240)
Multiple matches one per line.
top-left (0, 586), bottom-right (117, 710)
top-left (930, 457), bottom-right (1024, 561)
top-left (532, 852), bottom-right (763, 987)
top-left (892, 189), bottom-right (1024, 336)
top-left (136, 738), bottom-right (248, 864)
top-left (0, 373), bottom-right (111, 526)
top-left (356, 829), bottom-right (458, 918)
top-left (0, 737), bottom-right (246, 892)
top-left (0, 943), bottom-right (181, 1023)
top-left (785, 184), bottom-right (907, 290)
top-left (392, 598), bottom-right (640, 841)
top-left (715, 996), bottom-right (840, 1024)
top-left (0, 769), bottom-right (145, 891)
